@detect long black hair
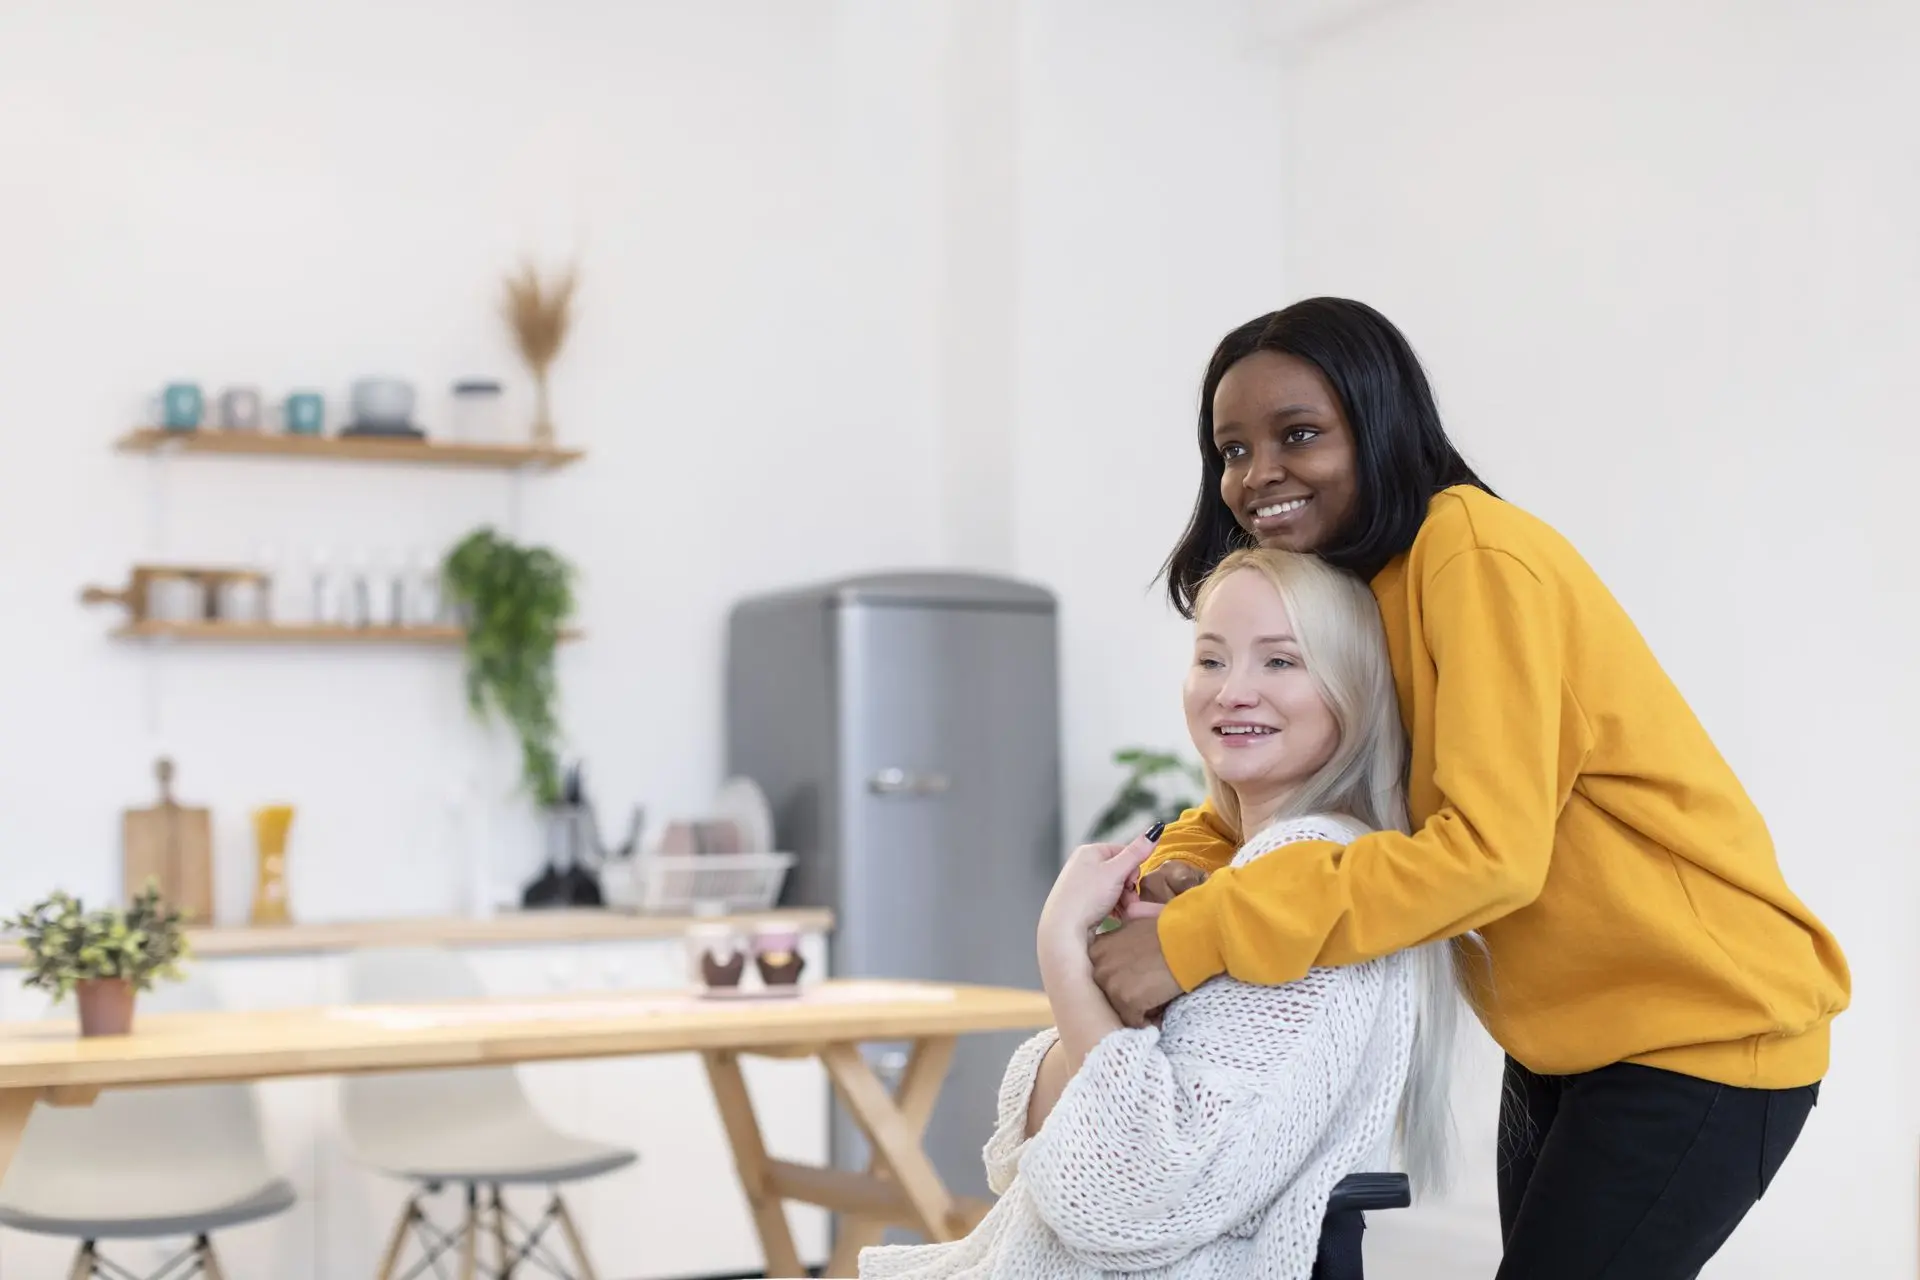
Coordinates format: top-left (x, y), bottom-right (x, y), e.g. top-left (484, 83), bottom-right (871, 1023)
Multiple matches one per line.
top-left (1161, 297), bottom-right (1492, 617)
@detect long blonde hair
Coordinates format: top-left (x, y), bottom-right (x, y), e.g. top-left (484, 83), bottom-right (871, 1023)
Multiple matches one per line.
top-left (1192, 548), bottom-right (1460, 1198)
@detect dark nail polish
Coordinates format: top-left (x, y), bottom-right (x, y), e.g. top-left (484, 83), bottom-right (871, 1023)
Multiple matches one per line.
top-left (1145, 820), bottom-right (1166, 843)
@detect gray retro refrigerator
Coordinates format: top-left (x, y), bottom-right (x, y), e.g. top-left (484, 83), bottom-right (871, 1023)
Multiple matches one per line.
top-left (724, 571), bottom-right (1062, 1223)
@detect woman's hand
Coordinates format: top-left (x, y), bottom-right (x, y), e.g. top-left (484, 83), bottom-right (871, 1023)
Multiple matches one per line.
top-left (1033, 832), bottom-right (1160, 1097)
top-left (1038, 831), bottom-right (1160, 954)
top-left (1089, 918), bottom-right (1187, 1027)
top-left (1136, 861), bottom-right (1209, 905)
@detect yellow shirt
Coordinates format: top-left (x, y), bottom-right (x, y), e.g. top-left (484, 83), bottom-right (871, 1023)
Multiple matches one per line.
top-left (1149, 487), bottom-right (1848, 1088)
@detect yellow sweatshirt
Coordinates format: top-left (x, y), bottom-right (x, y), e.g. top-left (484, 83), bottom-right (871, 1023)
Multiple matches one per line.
top-left (1148, 487), bottom-right (1848, 1089)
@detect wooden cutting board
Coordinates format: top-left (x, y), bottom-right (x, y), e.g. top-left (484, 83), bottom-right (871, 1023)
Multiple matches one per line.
top-left (122, 758), bottom-right (213, 923)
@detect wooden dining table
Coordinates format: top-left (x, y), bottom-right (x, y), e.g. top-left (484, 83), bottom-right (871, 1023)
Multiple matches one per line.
top-left (0, 979), bottom-right (1052, 1279)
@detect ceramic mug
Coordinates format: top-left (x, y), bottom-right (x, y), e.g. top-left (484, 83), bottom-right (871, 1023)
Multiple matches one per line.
top-left (282, 392), bottom-right (325, 436)
top-left (157, 382), bottom-right (203, 431)
top-left (218, 386), bottom-right (262, 431)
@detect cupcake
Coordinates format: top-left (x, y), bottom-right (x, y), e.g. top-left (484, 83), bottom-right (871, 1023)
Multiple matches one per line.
top-left (687, 924), bottom-right (747, 990)
top-left (752, 925), bottom-right (806, 987)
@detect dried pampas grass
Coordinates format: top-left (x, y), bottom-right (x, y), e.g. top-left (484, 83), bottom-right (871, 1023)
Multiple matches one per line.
top-left (502, 262), bottom-right (578, 445)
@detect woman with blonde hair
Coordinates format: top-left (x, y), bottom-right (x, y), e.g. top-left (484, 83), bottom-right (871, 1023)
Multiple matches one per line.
top-left (859, 548), bottom-right (1460, 1280)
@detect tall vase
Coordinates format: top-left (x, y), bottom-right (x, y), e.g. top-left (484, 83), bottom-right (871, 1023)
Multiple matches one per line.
top-left (532, 373), bottom-right (554, 445)
top-left (251, 805), bottom-right (295, 926)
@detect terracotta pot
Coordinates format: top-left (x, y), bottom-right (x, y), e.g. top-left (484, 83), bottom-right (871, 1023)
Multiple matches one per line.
top-left (75, 978), bottom-right (135, 1037)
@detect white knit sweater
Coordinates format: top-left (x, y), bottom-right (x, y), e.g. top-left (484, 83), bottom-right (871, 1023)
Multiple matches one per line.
top-left (858, 814), bottom-right (1416, 1280)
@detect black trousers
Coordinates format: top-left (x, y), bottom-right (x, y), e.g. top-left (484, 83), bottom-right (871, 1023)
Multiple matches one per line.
top-left (1496, 1057), bottom-right (1819, 1279)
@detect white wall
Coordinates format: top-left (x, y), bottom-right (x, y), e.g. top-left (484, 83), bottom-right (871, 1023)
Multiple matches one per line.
top-left (0, 0), bottom-right (946, 920)
top-left (0, 0), bottom-right (1291, 914)
top-left (1278, 0), bottom-right (1920, 1274)
top-left (1011, 0), bottom-right (1290, 839)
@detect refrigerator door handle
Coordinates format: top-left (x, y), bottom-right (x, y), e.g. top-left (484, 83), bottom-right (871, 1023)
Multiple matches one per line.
top-left (868, 768), bottom-right (951, 796)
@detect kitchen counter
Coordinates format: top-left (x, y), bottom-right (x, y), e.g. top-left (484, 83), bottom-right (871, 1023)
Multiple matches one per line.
top-left (0, 906), bottom-right (832, 966)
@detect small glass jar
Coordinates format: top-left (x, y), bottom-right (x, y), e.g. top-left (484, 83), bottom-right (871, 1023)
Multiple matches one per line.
top-left (449, 380), bottom-right (506, 443)
top-left (147, 572), bottom-right (206, 623)
top-left (216, 573), bottom-right (268, 624)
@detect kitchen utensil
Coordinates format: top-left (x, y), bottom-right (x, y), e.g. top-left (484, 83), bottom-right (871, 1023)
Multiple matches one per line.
top-left (620, 850), bottom-right (795, 915)
top-left (217, 386), bottom-right (262, 431)
top-left (608, 805), bottom-right (645, 861)
top-left (519, 860), bottom-right (566, 908)
top-left (83, 565), bottom-right (275, 627)
top-left (521, 796), bottom-right (605, 909)
top-left (121, 758), bottom-right (214, 924)
top-left (715, 776), bottom-right (774, 853)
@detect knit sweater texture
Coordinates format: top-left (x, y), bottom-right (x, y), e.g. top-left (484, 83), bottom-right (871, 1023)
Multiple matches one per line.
top-left (859, 814), bottom-right (1415, 1279)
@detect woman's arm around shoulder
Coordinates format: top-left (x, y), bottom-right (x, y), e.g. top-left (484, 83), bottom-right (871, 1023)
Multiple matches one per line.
top-left (1158, 548), bottom-right (1591, 990)
top-left (1140, 802), bottom-right (1239, 879)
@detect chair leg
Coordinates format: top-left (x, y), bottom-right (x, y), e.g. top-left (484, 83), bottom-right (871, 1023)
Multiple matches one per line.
top-left (459, 1183), bottom-right (479, 1280)
top-left (492, 1184), bottom-right (514, 1279)
top-left (376, 1191), bottom-right (424, 1280)
top-left (196, 1235), bottom-right (229, 1280)
top-left (1310, 1207), bottom-right (1368, 1280)
top-left (67, 1241), bottom-right (95, 1280)
top-left (552, 1192), bottom-right (599, 1280)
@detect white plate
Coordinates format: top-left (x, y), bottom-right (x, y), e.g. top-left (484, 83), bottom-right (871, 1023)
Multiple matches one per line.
top-left (714, 775), bottom-right (774, 853)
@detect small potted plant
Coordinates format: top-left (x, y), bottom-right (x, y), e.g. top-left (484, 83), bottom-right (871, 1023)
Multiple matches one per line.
top-left (2, 884), bottom-right (189, 1036)
top-left (1085, 747), bottom-right (1206, 843)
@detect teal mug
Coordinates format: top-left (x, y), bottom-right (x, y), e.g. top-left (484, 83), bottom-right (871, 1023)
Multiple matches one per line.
top-left (282, 392), bottom-right (325, 436)
top-left (158, 382), bottom-right (203, 432)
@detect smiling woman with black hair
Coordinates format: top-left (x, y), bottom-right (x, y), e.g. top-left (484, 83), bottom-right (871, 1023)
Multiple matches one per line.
top-left (1089, 297), bottom-right (1851, 1279)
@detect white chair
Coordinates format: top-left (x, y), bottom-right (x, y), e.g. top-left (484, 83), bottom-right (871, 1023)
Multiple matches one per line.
top-left (341, 946), bottom-right (636, 1280)
top-left (0, 975), bottom-right (295, 1279)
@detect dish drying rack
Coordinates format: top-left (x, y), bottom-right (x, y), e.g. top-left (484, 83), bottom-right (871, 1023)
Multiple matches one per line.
top-left (602, 851), bottom-right (796, 916)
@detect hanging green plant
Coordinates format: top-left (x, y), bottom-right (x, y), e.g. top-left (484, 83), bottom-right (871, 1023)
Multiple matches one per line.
top-left (441, 527), bottom-right (577, 806)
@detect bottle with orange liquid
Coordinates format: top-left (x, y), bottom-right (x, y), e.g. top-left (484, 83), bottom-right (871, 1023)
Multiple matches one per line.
top-left (250, 805), bottom-right (295, 926)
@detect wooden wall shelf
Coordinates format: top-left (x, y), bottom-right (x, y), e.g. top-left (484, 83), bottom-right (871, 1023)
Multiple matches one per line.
top-left (115, 428), bottom-right (584, 471)
top-left (111, 622), bottom-right (584, 645)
